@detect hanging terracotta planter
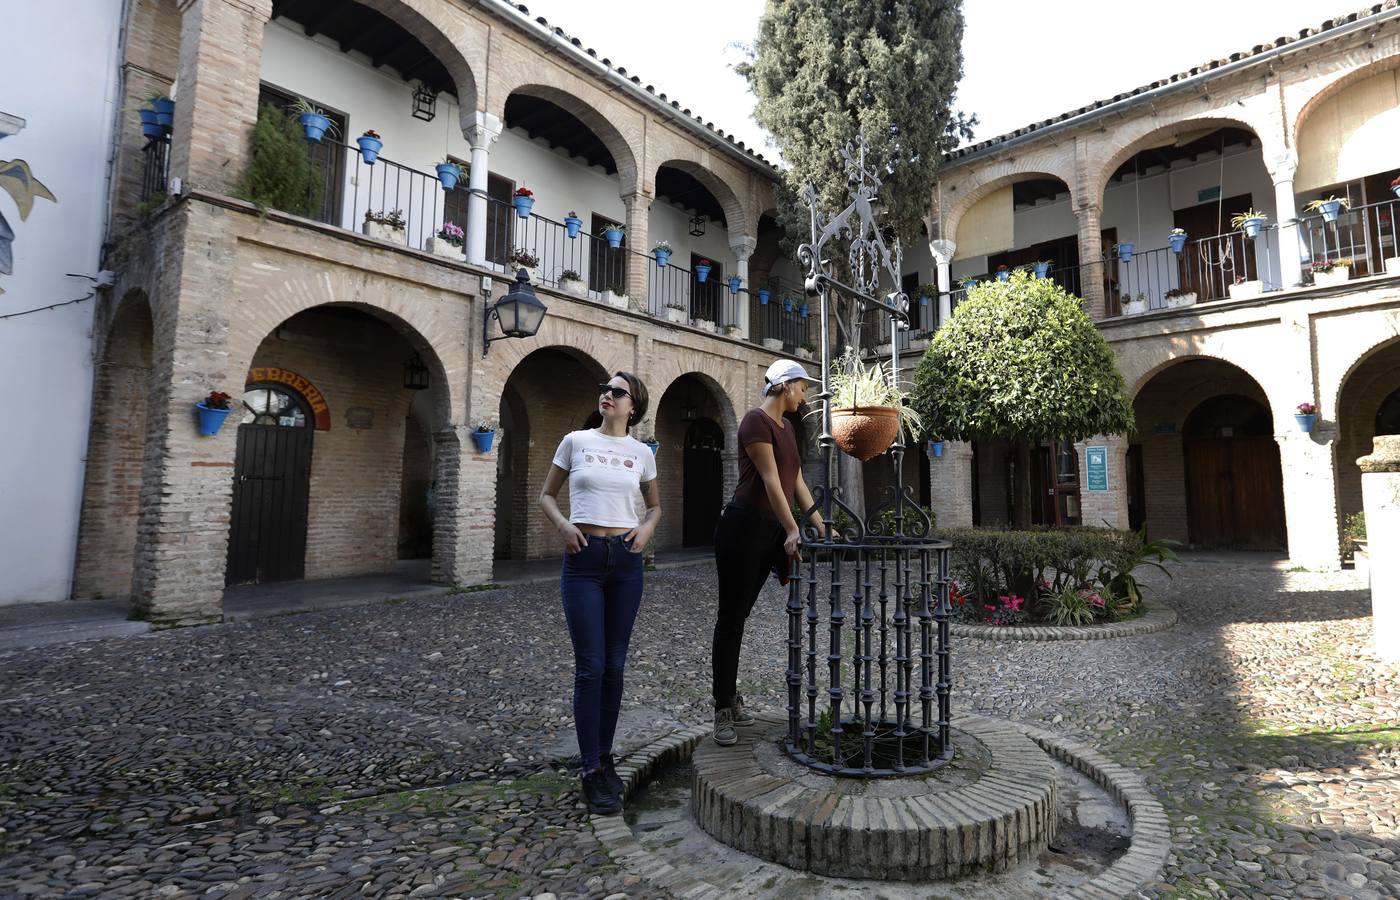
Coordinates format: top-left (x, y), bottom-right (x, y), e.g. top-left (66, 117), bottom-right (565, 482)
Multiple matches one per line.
top-left (830, 406), bottom-right (900, 461)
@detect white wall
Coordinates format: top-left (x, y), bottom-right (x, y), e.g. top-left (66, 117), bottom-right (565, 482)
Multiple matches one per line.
top-left (0, 1), bottom-right (123, 604)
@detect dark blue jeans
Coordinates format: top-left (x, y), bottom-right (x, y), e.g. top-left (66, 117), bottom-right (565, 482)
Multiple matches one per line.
top-left (560, 534), bottom-right (645, 771)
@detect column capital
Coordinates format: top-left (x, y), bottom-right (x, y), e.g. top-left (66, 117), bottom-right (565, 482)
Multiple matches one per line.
top-left (1266, 148), bottom-right (1299, 183)
top-left (929, 239), bottom-right (956, 265)
top-left (621, 189), bottom-right (653, 208)
top-left (728, 234), bottom-right (758, 258)
top-left (466, 111), bottom-right (502, 149)
top-left (1072, 201), bottom-right (1102, 219)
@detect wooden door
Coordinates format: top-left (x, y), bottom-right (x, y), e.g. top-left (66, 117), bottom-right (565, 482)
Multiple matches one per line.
top-left (1173, 194), bottom-right (1252, 302)
top-left (226, 387), bottom-right (314, 586)
top-left (1184, 437), bottom-right (1286, 549)
top-left (682, 418), bottom-right (723, 547)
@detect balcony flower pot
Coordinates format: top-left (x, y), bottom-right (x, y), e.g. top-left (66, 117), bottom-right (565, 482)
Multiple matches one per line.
top-left (665, 306), bottom-right (687, 324)
top-left (1386, 257), bottom-right (1400, 276)
top-left (1228, 279), bottom-right (1263, 300)
top-left (1122, 297), bottom-right (1148, 316)
top-left (796, 346), bottom-right (813, 360)
top-left (195, 402), bottom-right (232, 436)
top-left (1168, 232), bottom-right (1188, 253)
top-left (138, 108), bottom-right (162, 139)
top-left (831, 406), bottom-right (900, 462)
top-left (728, 275), bottom-right (742, 295)
top-left (799, 304), bottom-right (810, 318)
top-left (783, 297), bottom-right (794, 312)
top-left (1294, 413), bottom-right (1316, 433)
top-left (1032, 262), bottom-right (1050, 278)
top-left (653, 248), bottom-right (671, 267)
top-left (299, 112), bottom-right (331, 142)
top-left (1165, 291), bottom-right (1197, 309)
top-left (435, 163), bottom-right (461, 191)
top-left (761, 337), bottom-right (783, 351)
top-left (757, 289), bottom-right (770, 305)
top-left (471, 428), bottom-right (496, 453)
top-left (364, 220), bottom-right (406, 243)
top-left (697, 319), bottom-right (717, 334)
top-left (723, 324), bottom-right (743, 337)
top-left (961, 278), bottom-right (978, 291)
top-left (1313, 266), bottom-right (1351, 288)
top-left (561, 277), bottom-right (587, 298)
top-left (644, 440), bottom-right (660, 455)
top-left (564, 214), bottom-right (582, 238)
top-left (512, 193), bottom-right (534, 218)
top-left (152, 96), bottom-right (175, 130)
top-left (605, 291), bottom-right (630, 310)
top-left (1317, 200), bottom-right (1343, 223)
top-left (1240, 216), bottom-right (1265, 239)
top-left (928, 440), bottom-right (945, 458)
top-left (995, 269), bottom-right (1010, 282)
top-left (356, 134), bottom-right (383, 164)
top-left (1117, 243), bottom-right (1134, 262)
top-left (604, 226), bottom-right (624, 249)
top-left (425, 236), bottom-right (463, 260)
top-left (695, 262), bottom-right (712, 283)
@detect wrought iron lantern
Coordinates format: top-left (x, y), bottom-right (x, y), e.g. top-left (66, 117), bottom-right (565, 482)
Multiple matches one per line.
top-left (482, 270), bottom-right (548, 356)
top-left (403, 353), bottom-right (431, 390)
top-left (411, 83), bottom-right (438, 122)
top-left (688, 214), bottom-right (706, 237)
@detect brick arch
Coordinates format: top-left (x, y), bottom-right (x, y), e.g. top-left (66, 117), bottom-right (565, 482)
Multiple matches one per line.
top-left (1292, 53), bottom-right (1400, 143)
top-left (648, 354), bottom-right (748, 437)
top-left (1082, 115), bottom-right (1271, 210)
top-left (651, 158), bottom-right (751, 241)
top-left (494, 83), bottom-right (641, 191)
top-left (939, 166), bottom-right (1075, 250)
top-left (230, 264), bottom-right (467, 429)
top-left (475, 317), bottom-right (629, 399)
top-left (1329, 332), bottom-right (1400, 423)
top-left (350, 0), bottom-right (482, 122)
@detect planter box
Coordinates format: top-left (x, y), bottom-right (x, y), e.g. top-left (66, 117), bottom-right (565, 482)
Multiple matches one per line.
top-left (363, 221), bottom-right (406, 244)
top-left (1313, 267), bottom-right (1352, 288)
top-left (1121, 300), bottom-right (1148, 316)
top-left (1386, 257), bottom-right (1400, 276)
top-left (1166, 292), bottom-right (1197, 309)
top-left (604, 291), bottom-right (630, 310)
top-left (425, 237), bottom-right (464, 260)
top-left (761, 338), bottom-right (784, 351)
top-left (796, 348), bottom-right (813, 360)
top-left (560, 278), bottom-right (587, 298)
top-left (665, 307), bottom-right (687, 324)
top-left (722, 325), bottom-right (743, 338)
top-left (696, 319), bottom-right (717, 334)
top-left (1228, 280), bottom-right (1263, 300)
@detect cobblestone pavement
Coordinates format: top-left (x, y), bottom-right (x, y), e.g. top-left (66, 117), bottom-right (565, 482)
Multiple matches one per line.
top-left (1, 558), bottom-right (1398, 898)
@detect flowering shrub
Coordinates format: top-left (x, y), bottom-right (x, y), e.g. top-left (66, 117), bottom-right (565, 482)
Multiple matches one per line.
top-left (983, 594), bottom-right (1026, 626)
top-left (1297, 402), bottom-right (1317, 416)
top-left (436, 221), bottom-right (464, 246)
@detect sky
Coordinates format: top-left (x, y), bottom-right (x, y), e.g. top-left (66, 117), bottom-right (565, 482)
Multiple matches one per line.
top-left (518, 0), bottom-right (1333, 162)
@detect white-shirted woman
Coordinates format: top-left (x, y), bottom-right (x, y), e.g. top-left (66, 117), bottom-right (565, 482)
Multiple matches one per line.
top-left (539, 371), bottom-right (660, 815)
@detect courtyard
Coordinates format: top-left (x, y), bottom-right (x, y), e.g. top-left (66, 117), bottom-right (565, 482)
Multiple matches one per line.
top-left (1, 555), bottom-right (1397, 898)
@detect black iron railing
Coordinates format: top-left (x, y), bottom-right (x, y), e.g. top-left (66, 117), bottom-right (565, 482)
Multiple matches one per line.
top-left (754, 278), bottom-right (812, 352)
top-left (140, 136), bottom-right (170, 203)
top-left (1298, 196), bottom-right (1400, 281)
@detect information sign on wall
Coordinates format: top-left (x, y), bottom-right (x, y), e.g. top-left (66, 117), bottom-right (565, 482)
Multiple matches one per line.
top-left (1086, 445), bottom-right (1109, 492)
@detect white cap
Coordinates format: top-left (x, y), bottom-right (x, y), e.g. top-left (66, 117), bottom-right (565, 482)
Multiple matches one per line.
top-left (762, 358), bottom-right (814, 396)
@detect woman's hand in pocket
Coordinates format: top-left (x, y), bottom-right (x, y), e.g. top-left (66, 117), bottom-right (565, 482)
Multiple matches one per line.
top-left (558, 522), bottom-right (588, 554)
top-left (624, 524), bottom-right (653, 553)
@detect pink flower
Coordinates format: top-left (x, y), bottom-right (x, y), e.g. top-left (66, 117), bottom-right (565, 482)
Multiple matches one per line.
top-left (1090, 594), bottom-right (1105, 608)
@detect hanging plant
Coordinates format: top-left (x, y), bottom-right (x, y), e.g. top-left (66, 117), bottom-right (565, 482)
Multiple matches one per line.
top-left (195, 390), bottom-right (233, 436)
top-left (356, 129), bottom-right (383, 164)
top-left (564, 211), bottom-right (583, 238)
top-left (823, 347), bottom-right (923, 461)
top-left (652, 241), bottom-right (672, 266)
top-left (1304, 196), bottom-right (1350, 224)
top-left (512, 187), bottom-right (535, 218)
top-left (1168, 228), bottom-right (1188, 253)
top-left (436, 159), bottom-right (462, 190)
top-left (694, 258), bottom-right (713, 283)
top-left (289, 97), bottom-right (338, 142)
top-left (601, 223), bottom-right (625, 248)
top-left (1230, 209), bottom-right (1268, 239)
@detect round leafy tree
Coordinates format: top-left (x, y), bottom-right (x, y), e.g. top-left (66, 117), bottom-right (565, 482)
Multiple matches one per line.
top-left (910, 272), bottom-right (1134, 527)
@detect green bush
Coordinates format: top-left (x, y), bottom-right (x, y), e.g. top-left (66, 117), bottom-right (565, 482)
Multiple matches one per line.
top-left (1045, 585), bottom-right (1096, 626)
top-left (237, 102), bottom-right (324, 218)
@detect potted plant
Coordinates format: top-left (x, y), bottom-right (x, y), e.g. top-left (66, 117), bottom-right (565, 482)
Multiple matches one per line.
top-left (1305, 196), bottom-right (1350, 224)
top-left (695, 258), bottom-right (713, 283)
top-left (363, 208), bottom-right (406, 243)
top-left (728, 275), bottom-right (743, 296)
top-left (664, 296), bottom-right (687, 324)
top-left (641, 434), bottom-right (660, 455)
top-left (928, 438), bottom-right (945, 458)
top-left (1228, 275), bottom-right (1264, 300)
top-left (426, 221), bottom-right (464, 259)
top-left (1230, 209), bottom-right (1268, 239)
top-left (290, 97), bottom-right (337, 142)
top-left (564, 211), bottom-right (583, 239)
top-left (918, 283), bottom-right (938, 309)
top-left (799, 302), bottom-right (810, 318)
top-left (196, 390), bottom-right (233, 436)
top-left (761, 337), bottom-right (784, 351)
top-left (1164, 286), bottom-right (1197, 309)
top-left (961, 276), bottom-right (979, 291)
top-left (1311, 257), bottom-right (1353, 288)
top-left (512, 187), bottom-right (534, 219)
top-left (782, 296), bottom-right (795, 313)
top-left (1115, 242), bottom-right (1135, 262)
top-left (723, 322), bottom-right (743, 337)
top-left (757, 288), bottom-right (771, 305)
top-left (507, 247), bottom-right (540, 284)
top-left (560, 269), bottom-right (586, 297)
top-left (1121, 292), bottom-right (1148, 315)
top-left (652, 241), bottom-right (672, 266)
top-left (797, 342), bottom-right (815, 360)
top-left (356, 129), bottom-right (383, 164)
top-left (1032, 260), bottom-right (1051, 278)
top-left (601, 223), bottom-right (625, 248)
top-left (994, 265), bottom-right (1010, 282)
top-left (149, 94), bottom-right (175, 130)
top-left (137, 105), bottom-right (162, 139)
top-left (604, 288), bottom-right (630, 310)
top-left (825, 347), bottom-right (923, 461)
top-left (435, 159), bottom-right (462, 191)
top-left (697, 318), bottom-right (718, 333)
top-left (1295, 402), bottom-right (1318, 433)
top-left (1168, 228), bottom-right (1188, 254)
top-left (472, 421), bottom-right (496, 453)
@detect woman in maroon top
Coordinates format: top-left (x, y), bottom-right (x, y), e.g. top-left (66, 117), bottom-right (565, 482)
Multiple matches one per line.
top-left (710, 359), bottom-right (824, 746)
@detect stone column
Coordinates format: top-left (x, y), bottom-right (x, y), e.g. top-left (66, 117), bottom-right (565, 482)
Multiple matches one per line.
top-left (170, 0), bottom-right (274, 195)
top-left (930, 238), bottom-right (955, 329)
top-left (928, 440), bottom-right (974, 527)
top-left (1268, 149), bottom-right (1304, 289)
top-left (1277, 430), bottom-right (1342, 571)
top-left (1073, 202), bottom-right (1106, 319)
top-left (464, 112), bottom-right (501, 267)
top-left (623, 190), bottom-right (652, 309)
top-left (1074, 435), bottom-right (1129, 529)
top-left (1359, 435), bottom-right (1400, 661)
top-left (729, 234), bottom-right (757, 338)
top-left (431, 425), bottom-right (495, 586)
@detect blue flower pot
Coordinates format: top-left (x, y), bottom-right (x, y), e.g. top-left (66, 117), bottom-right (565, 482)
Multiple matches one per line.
top-left (1032, 262), bottom-right (1050, 278)
top-left (564, 215), bottom-right (582, 238)
top-left (799, 304), bottom-right (809, 318)
top-left (1241, 217), bottom-right (1265, 239)
top-left (728, 275), bottom-right (742, 295)
top-left (1117, 243), bottom-right (1134, 262)
top-left (472, 429), bottom-right (497, 453)
top-left (1294, 413), bottom-right (1316, 433)
top-left (512, 195), bottom-right (534, 219)
top-left (195, 403), bottom-right (232, 437)
top-left (995, 270), bottom-right (1009, 282)
top-left (654, 248), bottom-right (671, 267)
top-left (1168, 233), bottom-right (1188, 253)
top-left (919, 294), bottom-right (930, 307)
top-left (929, 440), bottom-right (945, 458)
top-left (436, 163), bottom-right (460, 191)
top-left (138, 109), bottom-right (162, 139)
top-left (356, 135), bottom-right (382, 164)
top-left (758, 290), bottom-right (770, 305)
top-left (604, 227), bottom-right (624, 249)
top-left (1318, 200), bottom-right (1342, 223)
top-left (644, 441), bottom-right (660, 455)
top-left (695, 264), bottom-right (711, 283)
top-left (152, 97), bottom-right (174, 129)
top-left (783, 297), bottom-right (793, 312)
top-left (298, 112), bottom-right (330, 142)
top-left (961, 279), bottom-right (978, 291)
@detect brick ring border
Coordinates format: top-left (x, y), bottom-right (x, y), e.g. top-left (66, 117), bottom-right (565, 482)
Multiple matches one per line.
top-left (590, 718), bottom-right (1170, 899)
top-left (951, 604), bottom-right (1177, 642)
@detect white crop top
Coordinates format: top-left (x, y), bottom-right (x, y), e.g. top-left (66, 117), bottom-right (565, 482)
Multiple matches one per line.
top-left (551, 429), bottom-right (657, 528)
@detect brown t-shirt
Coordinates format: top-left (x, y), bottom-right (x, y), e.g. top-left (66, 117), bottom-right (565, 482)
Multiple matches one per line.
top-left (733, 408), bottom-right (801, 515)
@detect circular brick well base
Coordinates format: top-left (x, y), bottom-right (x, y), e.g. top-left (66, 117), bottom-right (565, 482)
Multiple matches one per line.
top-left (689, 713), bottom-right (1057, 881)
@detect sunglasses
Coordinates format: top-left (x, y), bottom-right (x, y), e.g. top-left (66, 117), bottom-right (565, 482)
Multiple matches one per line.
top-left (598, 384), bottom-right (632, 400)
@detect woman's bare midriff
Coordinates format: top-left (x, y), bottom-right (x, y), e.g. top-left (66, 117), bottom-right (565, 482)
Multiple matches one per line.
top-left (577, 523), bottom-right (631, 537)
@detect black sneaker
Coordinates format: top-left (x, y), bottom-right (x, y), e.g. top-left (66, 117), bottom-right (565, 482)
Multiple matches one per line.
top-left (600, 754), bottom-right (627, 802)
top-left (730, 694), bottom-right (755, 726)
top-left (580, 767), bottom-right (622, 815)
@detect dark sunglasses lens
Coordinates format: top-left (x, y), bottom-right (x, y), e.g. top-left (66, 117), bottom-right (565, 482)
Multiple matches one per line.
top-left (598, 384), bottom-right (628, 399)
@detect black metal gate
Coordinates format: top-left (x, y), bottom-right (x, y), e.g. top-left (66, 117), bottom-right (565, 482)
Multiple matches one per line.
top-left (226, 389), bottom-right (314, 586)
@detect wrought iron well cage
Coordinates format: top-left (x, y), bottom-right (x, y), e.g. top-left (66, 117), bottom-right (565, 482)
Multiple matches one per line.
top-left (783, 133), bottom-right (953, 777)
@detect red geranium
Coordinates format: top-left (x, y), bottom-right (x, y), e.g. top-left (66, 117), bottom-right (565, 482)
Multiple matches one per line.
top-left (204, 391), bottom-right (232, 410)
top-left (514, 187), bottom-right (533, 198)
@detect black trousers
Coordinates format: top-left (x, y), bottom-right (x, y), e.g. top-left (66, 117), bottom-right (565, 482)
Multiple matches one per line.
top-left (711, 501), bottom-right (786, 710)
